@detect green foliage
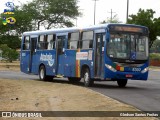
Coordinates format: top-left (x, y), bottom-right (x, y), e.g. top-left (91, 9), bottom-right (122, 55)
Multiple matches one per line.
top-left (22, 0), bottom-right (81, 29)
top-left (14, 6), bottom-right (35, 34)
top-left (0, 0), bottom-right (80, 50)
top-left (0, 44), bottom-right (19, 62)
top-left (128, 9), bottom-right (160, 48)
top-left (149, 53), bottom-right (160, 60)
top-left (150, 40), bottom-right (160, 53)
top-left (0, 7), bottom-right (23, 50)
top-left (0, 35), bottom-right (21, 49)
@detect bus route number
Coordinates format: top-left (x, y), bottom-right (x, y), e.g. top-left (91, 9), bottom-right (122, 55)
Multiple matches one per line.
top-left (132, 68), bottom-right (141, 72)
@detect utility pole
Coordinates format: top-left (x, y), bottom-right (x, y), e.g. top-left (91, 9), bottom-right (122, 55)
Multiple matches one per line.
top-left (76, 18), bottom-right (77, 27)
top-left (126, 0), bottom-right (129, 23)
top-left (93, 0), bottom-right (99, 25)
top-left (108, 9), bottom-right (116, 22)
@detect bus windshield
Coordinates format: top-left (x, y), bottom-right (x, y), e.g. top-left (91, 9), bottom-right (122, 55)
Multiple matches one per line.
top-left (107, 33), bottom-right (149, 62)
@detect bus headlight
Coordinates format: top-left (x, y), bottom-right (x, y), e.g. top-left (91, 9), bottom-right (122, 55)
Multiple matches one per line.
top-left (105, 64), bottom-right (117, 72)
top-left (141, 67), bottom-right (149, 73)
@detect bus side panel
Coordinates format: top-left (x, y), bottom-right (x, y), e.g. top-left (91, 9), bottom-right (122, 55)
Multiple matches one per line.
top-left (64, 50), bottom-right (77, 77)
top-left (79, 49), bottom-right (94, 78)
top-left (45, 50), bottom-right (56, 76)
top-left (20, 51), bottom-right (30, 74)
top-left (36, 50), bottom-right (56, 76)
top-left (30, 52), bottom-right (38, 74)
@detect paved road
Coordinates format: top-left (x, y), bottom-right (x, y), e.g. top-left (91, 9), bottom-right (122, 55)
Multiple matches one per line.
top-left (0, 70), bottom-right (160, 111)
top-left (0, 71), bottom-right (38, 80)
top-left (91, 70), bottom-right (160, 111)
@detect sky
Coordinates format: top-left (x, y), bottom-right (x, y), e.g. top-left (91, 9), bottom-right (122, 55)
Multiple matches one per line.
top-left (77, 0), bottom-right (160, 27)
top-left (1, 0), bottom-right (160, 28)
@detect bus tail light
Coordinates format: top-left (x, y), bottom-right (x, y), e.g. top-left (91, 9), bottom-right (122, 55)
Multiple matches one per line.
top-left (105, 64), bottom-right (117, 72)
top-left (141, 67), bottom-right (149, 73)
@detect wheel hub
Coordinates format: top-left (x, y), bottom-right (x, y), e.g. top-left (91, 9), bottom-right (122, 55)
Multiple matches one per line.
top-left (84, 72), bottom-right (89, 83)
top-left (40, 69), bottom-right (44, 79)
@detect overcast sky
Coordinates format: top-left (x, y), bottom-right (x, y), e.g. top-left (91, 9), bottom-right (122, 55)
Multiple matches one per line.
top-left (77, 0), bottom-right (160, 27)
top-left (1, 0), bottom-right (160, 28)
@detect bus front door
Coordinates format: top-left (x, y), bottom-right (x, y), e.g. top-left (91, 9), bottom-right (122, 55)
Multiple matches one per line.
top-left (56, 35), bottom-right (66, 75)
top-left (95, 33), bottom-right (105, 78)
top-left (29, 37), bottom-right (37, 73)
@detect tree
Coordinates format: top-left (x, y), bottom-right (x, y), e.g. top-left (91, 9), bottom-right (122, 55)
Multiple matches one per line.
top-left (14, 6), bottom-right (35, 34)
top-left (150, 38), bottom-right (160, 53)
top-left (0, 0), bottom-right (81, 53)
top-left (0, 35), bottom-right (21, 49)
top-left (0, 44), bottom-right (19, 62)
top-left (128, 9), bottom-right (160, 48)
top-left (0, 6), bottom-right (29, 49)
top-left (22, 0), bottom-right (81, 30)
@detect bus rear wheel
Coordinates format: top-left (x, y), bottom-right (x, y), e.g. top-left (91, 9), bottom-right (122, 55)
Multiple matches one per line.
top-left (39, 65), bottom-right (53, 81)
top-left (83, 68), bottom-right (94, 87)
top-left (117, 79), bottom-right (128, 87)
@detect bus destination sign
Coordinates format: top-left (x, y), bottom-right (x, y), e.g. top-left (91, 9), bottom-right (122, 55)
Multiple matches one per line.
top-left (110, 26), bottom-right (144, 33)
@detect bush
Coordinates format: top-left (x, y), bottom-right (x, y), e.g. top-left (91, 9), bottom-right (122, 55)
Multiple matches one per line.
top-left (0, 44), bottom-right (19, 62)
top-left (149, 53), bottom-right (160, 60)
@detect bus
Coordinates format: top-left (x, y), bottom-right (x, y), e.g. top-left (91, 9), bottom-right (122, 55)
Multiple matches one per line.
top-left (20, 23), bottom-right (149, 87)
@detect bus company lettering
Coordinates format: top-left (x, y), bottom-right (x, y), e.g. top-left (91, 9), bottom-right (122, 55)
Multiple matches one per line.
top-left (40, 53), bottom-right (52, 61)
top-left (76, 52), bottom-right (88, 60)
top-left (40, 53), bottom-right (54, 66)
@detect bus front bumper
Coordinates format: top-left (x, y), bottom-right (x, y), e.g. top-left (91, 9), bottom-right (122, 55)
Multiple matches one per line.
top-left (104, 69), bottom-right (149, 80)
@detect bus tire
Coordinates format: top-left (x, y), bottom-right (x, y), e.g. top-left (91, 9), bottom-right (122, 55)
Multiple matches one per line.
top-left (83, 68), bottom-right (94, 87)
top-left (117, 79), bottom-right (128, 87)
top-left (68, 77), bottom-right (81, 83)
top-left (39, 65), bottom-right (53, 81)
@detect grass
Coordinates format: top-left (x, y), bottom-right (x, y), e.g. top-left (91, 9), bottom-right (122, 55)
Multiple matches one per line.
top-left (0, 61), bottom-right (20, 71)
top-left (0, 61), bottom-right (20, 65)
top-left (150, 53), bottom-right (160, 60)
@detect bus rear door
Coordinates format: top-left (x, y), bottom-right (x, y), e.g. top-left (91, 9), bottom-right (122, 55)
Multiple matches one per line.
top-left (55, 34), bottom-right (67, 75)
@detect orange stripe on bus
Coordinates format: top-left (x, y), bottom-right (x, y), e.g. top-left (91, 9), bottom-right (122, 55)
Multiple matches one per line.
top-left (76, 49), bottom-right (80, 77)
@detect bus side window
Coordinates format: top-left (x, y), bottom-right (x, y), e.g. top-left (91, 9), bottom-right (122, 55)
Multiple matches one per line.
top-left (44, 35), bottom-right (48, 49)
top-left (47, 34), bottom-right (56, 50)
top-left (38, 35), bottom-right (48, 50)
top-left (68, 32), bottom-right (79, 49)
top-left (23, 36), bottom-right (30, 50)
top-left (81, 31), bottom-right (93, 49)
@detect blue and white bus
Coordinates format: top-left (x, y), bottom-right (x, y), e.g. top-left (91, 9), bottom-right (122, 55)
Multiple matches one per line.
top-left (20, 23), bottom-right (149, 87)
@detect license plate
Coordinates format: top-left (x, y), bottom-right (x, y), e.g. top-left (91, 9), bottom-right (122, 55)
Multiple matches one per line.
top-left (126, 74), bottom-right (133, 78)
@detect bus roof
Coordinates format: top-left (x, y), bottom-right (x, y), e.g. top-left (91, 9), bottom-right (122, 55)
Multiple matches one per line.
top-left (23, 23), bottom-right (148, 36)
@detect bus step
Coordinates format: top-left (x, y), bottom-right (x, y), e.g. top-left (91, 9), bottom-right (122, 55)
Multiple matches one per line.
top-left (56, 75), bottom-right (64, 78)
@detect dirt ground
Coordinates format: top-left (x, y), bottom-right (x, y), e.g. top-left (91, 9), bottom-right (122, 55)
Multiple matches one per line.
top-left (0, 61), bottom-right (20, 71)
top-left (0, 62), bottom-right (159, 120)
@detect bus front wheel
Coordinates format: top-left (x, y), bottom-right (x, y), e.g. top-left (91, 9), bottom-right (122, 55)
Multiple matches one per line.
top-left (39, 65), bottom-right (53, 81)
top-left (83, 68), bottom-right (94, 87)
top-left (117, 79), bottom-right (128, 87)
